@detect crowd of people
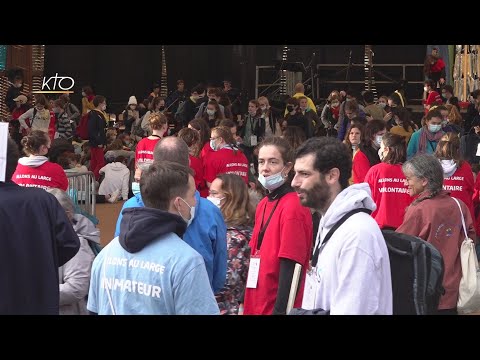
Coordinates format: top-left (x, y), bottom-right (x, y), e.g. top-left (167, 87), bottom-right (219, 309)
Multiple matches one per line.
top-left (2, 52), bottom-right (480, 315)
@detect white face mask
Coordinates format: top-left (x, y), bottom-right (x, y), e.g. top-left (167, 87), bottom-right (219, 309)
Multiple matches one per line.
top-left (178, 197), bottom-right (195, 227)
top-left (207, 196), bottom-right (224, 208)
top-left (206, 109), bottom-right (215, 116)
top-left (424, 86), bottom-right (428, 92)
top-left (260, 105), bottom-right (267, 111)
top-left (258, 167), bottom-right (286, 191)
top-left (375, 135), bottom-right (383, 147)
top-left (378, 102), bottom-right (386, 109)
top-left (378, 147), bottom-right (386, 161)
top-left (82, 91), bottom-right (86, 97)
top-left (428, 124), bottom-right (442, 133)
top-left (132, 181), bottom-right (140, 195)
top-left (102, 104), bottom-right (107, 111)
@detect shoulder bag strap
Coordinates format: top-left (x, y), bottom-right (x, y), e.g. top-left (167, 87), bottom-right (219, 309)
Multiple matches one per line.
top-left (311, 208), bottom-right (371, 267)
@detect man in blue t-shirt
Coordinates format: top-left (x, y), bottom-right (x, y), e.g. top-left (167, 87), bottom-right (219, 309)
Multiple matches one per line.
top-left (87, 161), bottom-right (219, 315)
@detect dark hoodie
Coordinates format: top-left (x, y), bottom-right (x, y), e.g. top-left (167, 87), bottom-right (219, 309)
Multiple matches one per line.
top-left (119, 207), bottom-right (187, 253)
top-left (460, 129), bottom-right (480, 164)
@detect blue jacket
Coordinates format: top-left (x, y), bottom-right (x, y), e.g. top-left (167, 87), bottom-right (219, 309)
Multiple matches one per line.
top-left (407, 128), bottom-right (443, 160)
top-left (115, 191), bottom-right (227, 293)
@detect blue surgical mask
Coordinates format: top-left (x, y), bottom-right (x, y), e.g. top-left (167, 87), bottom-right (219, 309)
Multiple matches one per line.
top-left (178, 197), bottom-right (195, 227)
top-left (132, 181), bottom-right (140, 195)
top-left (258, 167), bottom-right (286, 191)
top-left (210, 139), bottom-right (217, 151)
top-left (428, 124), bottom-right (442, 133)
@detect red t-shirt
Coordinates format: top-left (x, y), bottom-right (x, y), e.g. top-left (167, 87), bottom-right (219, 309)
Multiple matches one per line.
top-left (13, 161), bottom-right (68, 191)
top-left (189, 154), bottom-right (208, 198)
top-left (135, 137), bottom-right (160, 167)
top-left (423, 91), bottom-right (442, 115)
top-left (352, 150), bottom-right (371, 184)
top-left (364, 162), bottom-right (413, 229)
top-left (11, 107), bottom-right (26, 120)
top-left (443, 162), bottom-right (475, 223)
top-left (243, 192), bottom-right (313, 315)
top-left (200, 141), bottom-right (212, 160)
top-left (204, 147), bottom-right (249, 185)
top-left (48, 110), bottom-right (56, 141)
top-left (431, 58), bottom-right (445, 73)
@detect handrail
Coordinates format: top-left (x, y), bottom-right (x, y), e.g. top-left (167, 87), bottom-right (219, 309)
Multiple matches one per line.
top-left (67, 171), bottom-right (96, 217)
top-left (256, 63), bottom-right (425, 100)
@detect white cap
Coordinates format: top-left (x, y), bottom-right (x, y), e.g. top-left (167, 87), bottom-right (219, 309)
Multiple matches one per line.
top-left (128, 96), bottom-right (137, 105)
top-left (13, 95), bottom-right (27, 104)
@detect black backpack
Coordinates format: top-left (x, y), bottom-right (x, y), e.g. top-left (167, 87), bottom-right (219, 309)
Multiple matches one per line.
top-left (304, 208), bottom-right (445, 315)
top-left (382, 229), bottom-right (445, 315)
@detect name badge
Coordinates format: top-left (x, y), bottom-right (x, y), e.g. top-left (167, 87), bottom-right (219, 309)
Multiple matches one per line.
top-left (250, 135), bottom-right (258, 146)
top-left (246, 256), bottom-right (260, 288)
top-left (302, 268), bottom-right (320, 310)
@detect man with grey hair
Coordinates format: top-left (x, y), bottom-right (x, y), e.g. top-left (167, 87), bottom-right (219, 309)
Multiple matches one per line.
top-left (397, 153), bottom-right (475, 314)
top-left (115, 136), bottom-right (227, 294)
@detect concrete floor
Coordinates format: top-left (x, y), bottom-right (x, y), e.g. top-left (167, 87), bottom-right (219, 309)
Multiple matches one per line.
top-left (95, 201), bottom-right (125, 247)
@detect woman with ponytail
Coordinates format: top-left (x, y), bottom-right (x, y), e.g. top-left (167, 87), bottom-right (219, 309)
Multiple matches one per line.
top-left (12, 130), bottom-right (68, 190)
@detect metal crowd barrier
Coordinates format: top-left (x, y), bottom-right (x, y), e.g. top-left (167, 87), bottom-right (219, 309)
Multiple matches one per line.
top-left (67, 171), bottom-right (96, 217)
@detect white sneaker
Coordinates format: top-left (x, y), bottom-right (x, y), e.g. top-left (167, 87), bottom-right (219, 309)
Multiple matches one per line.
top-left (107, 189), bottom-right (121, 203)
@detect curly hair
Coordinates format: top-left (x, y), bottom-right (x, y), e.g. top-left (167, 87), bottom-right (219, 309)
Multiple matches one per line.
top-left (21, 130), bottom-right (49, 156)
top-left (295, 137), bottom-right (352, 190)
top-left (177, 127), bottom-right (201, 157)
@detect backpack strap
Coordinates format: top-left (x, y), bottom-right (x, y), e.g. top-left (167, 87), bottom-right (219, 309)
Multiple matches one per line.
top-left (29, 107), bottom-right (37, 128)
top-left (412, 242), bottom-right (428, 315)
top-left (311, 208), bottom-right (371, 267)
